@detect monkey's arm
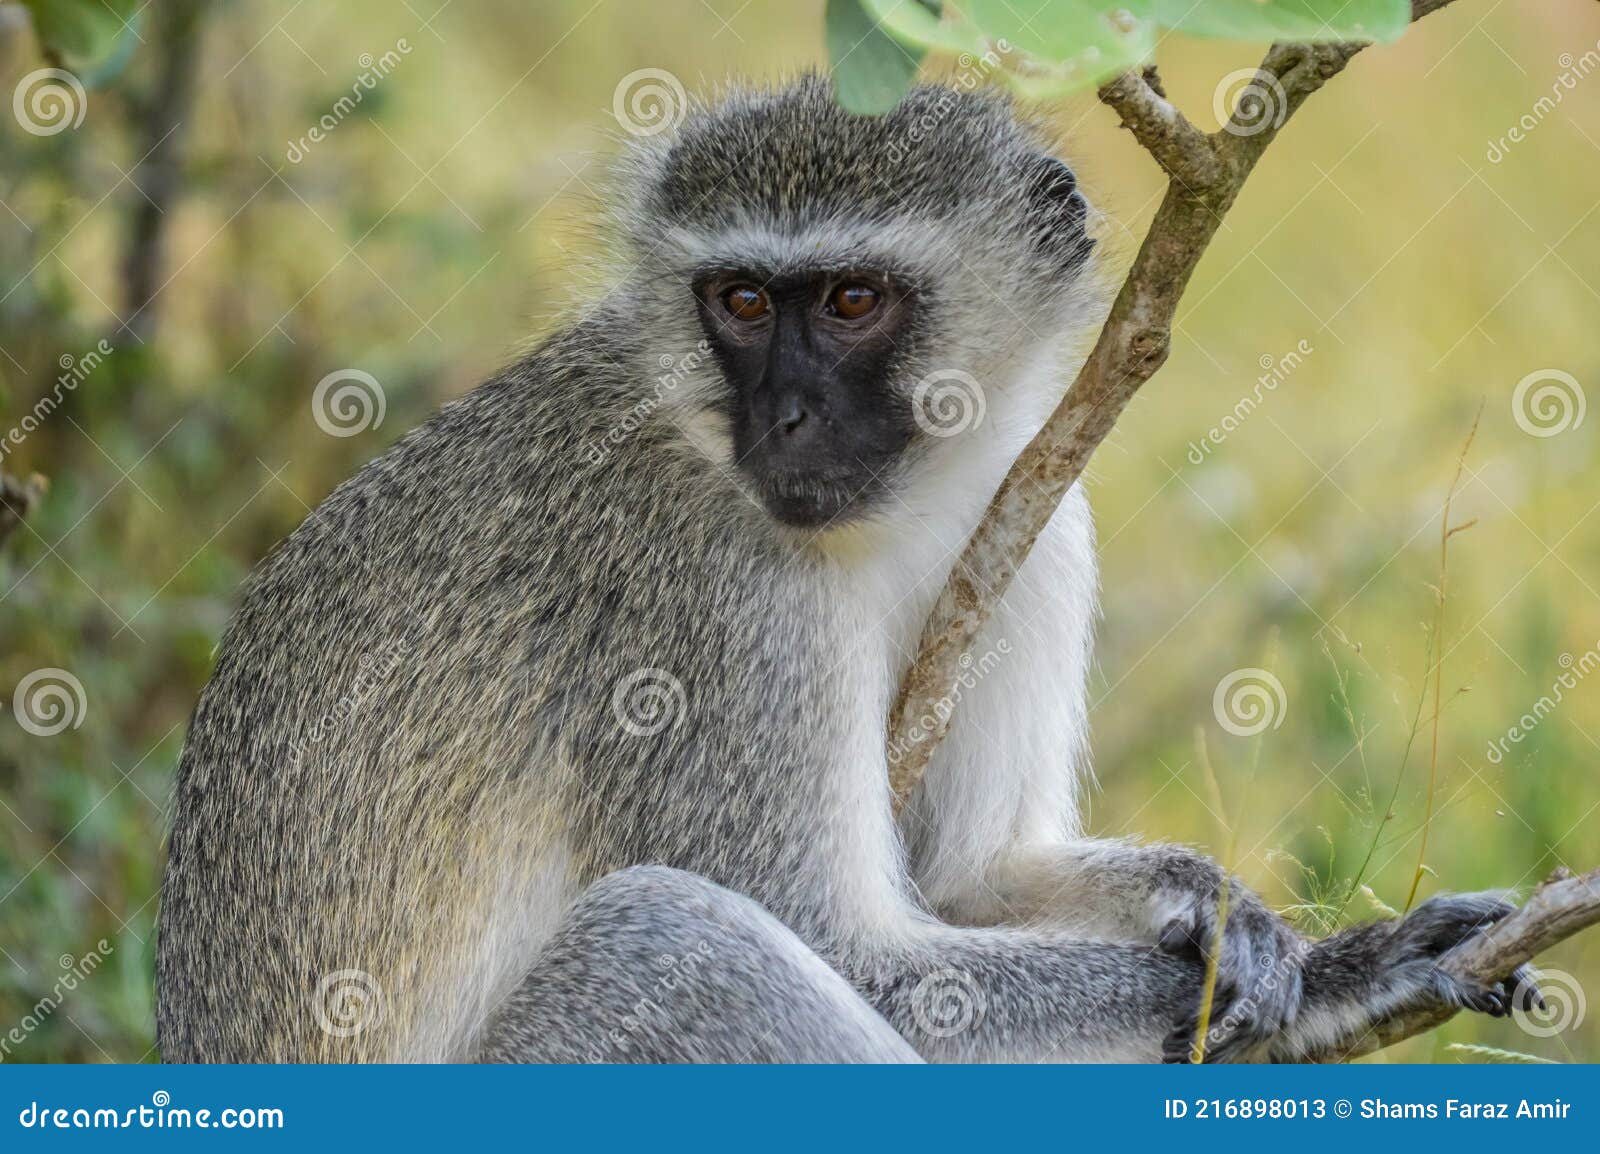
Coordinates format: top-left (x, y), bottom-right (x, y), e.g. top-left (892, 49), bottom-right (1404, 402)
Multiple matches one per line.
top-left (861, 889), bottom-right (1534, 1062)
top-left (934, 839), bottom-right (1306, 1048)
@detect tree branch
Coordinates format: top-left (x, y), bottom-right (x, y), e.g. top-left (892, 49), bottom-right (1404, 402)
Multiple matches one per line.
top-left (1097, 69), bottom-right (1218, 188)
top-left (886, 0), bottom-right (1463, 804)
top-left (1307, 868), bottom-right (1600, 1061)
top-left (121, 0), bottom-right (210, 343)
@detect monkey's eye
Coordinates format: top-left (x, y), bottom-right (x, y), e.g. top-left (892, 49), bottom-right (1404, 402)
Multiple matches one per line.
top-left (827, 283), bottom-right (880, 320)
top-left (722, 285), bottom-right (770, 321)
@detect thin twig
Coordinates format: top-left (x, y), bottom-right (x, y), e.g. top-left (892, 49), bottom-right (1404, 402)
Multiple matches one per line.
top-left (1406, 407), bottom-right (1482, 911)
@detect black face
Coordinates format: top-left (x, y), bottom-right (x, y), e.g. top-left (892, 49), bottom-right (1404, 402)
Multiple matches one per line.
top-left (694, 269), bottom-right (917, 530)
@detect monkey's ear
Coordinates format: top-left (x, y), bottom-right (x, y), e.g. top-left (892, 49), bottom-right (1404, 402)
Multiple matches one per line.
top-left (1025, 154), bottom-right (1093, 266)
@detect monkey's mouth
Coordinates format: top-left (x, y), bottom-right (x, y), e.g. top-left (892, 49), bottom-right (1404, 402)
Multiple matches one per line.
top-left (753, 470), bottom-right (868, 530)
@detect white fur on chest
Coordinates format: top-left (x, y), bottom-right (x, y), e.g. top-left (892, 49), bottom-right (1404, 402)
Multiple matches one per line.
top-left (819, 355), bottom-right (1100, 914)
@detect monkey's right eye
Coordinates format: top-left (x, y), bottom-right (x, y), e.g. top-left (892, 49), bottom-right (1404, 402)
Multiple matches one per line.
top-left (722, 285), bottom-right (770, 321)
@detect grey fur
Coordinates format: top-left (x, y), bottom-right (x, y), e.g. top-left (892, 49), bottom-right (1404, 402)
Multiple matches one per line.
top-left (157, 78), bottom-right (1517, 1064)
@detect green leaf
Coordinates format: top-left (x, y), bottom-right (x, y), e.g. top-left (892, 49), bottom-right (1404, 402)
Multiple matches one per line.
top-left (1140, 0), bottom-right (1411, 43)
top-left (20, 0), bottom-right (142, 70)
top-left (965, 0), bottom-right (1156, 92)
top-left (826, 0), bottom-right (933, 114)
top-left (860, 0), bottom-right (981, 57)
top-left (77, 11), bottom-right (144, 88)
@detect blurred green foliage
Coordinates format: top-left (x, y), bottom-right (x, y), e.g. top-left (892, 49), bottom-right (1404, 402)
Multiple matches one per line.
top-left (1, 0), bottom-right (1597, 1063)
top-left (830, 0), bottom-right (1409, 110)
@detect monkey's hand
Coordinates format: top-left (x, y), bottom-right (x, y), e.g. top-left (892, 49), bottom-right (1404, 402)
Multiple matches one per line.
top-left (1147, 848), bottom-right (1307, 1063)
top-left (1257, 890), bottom-right (1543, 1063)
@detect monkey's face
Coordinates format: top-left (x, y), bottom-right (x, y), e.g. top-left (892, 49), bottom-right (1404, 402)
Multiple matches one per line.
top-left (621, 77), bottom-right (1099, 534)
top-left (692, 266), bottom-right (919, 529)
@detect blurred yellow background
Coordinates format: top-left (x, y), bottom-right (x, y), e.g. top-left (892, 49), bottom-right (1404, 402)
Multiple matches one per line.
top-left (0, 0), bottom-right (1596, 1062)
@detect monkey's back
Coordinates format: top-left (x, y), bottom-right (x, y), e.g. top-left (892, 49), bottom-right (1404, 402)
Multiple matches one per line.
top-left (155, 317), bottom-right (867, 1060)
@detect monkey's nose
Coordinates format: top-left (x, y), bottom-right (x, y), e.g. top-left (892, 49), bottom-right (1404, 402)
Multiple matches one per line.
top-left (776, 396), bottom-right (809, 437)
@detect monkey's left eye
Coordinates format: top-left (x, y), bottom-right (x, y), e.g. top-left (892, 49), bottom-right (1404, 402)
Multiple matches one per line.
top-left (722, 285), bottom-right (770, 321)
top-left (827, 283), bottom-right (880, 320)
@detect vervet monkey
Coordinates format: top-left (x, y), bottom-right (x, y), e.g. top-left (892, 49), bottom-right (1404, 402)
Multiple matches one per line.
top-left (158, 78), bottom-right (1533, 1063)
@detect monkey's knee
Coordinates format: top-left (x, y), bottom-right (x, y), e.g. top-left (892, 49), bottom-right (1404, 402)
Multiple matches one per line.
top-left (479, 866), bottom-right (919, 1063)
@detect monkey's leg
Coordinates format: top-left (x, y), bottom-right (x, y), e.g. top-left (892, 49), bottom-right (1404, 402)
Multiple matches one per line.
top-left (843, 925), bottom-right (1214, 1062)
top-left (476, 865), bottom-right (921, 1063)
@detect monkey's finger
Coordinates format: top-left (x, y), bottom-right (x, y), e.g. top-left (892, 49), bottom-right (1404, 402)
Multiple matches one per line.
top-left (1158, 916), bottom-right (1206, 959)
top-left (1448, 977), bottom-right (1509, 1018)
top-left (1506, 964), bottom-right (1545, 1013)
top-left (1161, 1016), bottom-right (1215, 1064)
